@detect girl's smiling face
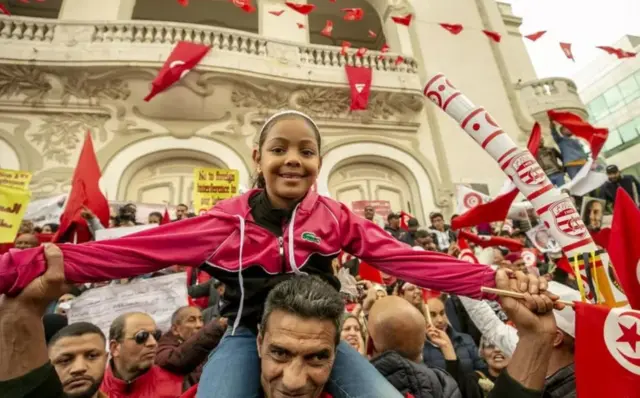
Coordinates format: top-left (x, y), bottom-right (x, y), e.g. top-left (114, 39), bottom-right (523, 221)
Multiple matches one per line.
top-left (254, 116), bottom-right (322, 209)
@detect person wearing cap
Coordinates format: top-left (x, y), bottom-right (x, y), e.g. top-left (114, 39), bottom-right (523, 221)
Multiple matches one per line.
top-left (384, 212), bottom-right (403, 239)
top-left (457, 281), bottom-right (580, 397)
top-left (550, 121), bottom-right (588, 180)
top-left (600, 164), bottom-right (640, 208)
top-left (399, 218), bottom-right (420, 246)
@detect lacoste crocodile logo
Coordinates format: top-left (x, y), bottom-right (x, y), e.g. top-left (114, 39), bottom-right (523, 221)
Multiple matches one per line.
top-left (301, 232), bottom-right (321, 244)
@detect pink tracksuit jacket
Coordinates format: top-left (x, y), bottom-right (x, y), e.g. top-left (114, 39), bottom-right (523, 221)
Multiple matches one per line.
top-left (0, 190), bottom-right (496, 299)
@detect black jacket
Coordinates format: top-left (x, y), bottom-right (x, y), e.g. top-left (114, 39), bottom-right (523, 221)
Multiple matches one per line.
top-left (600, 175), bottom-right (640, 207)
top-left (371, 351), bottom-right (462, 398)
top-left (201, 191), bottom-right (340, 334)
top-left (543, 364), bottom-right (576, 398)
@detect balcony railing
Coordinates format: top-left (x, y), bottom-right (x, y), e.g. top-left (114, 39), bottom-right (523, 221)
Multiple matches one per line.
top-left (517, 77), bottom-right (588, 120)
top-left (0, 16), bottom-right (421, 92)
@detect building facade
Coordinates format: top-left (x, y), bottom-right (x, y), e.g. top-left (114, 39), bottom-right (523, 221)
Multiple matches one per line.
top-left (574, 35), bottom-right (640, 178)
top-left (0, 0), bottom-right (585, 223)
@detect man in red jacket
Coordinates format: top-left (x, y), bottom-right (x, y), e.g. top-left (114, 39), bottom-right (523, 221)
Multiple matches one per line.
top-left (101, 312), bottom-right (184, 398)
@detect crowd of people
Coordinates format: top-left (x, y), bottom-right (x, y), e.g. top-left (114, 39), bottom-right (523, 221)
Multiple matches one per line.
top-left (0, 111), bottom-right (636, 398)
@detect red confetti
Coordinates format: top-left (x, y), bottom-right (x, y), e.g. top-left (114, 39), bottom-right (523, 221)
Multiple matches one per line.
top-left (342, 8), bottom-right (364, 21)
top-left (321, 20), bottom-right (333, 37)
top-left (560, 42), bottom-right (574, 61)
top-left (285, 2), bottom-right (316, 15)
top-left (241, 3), bottom-right (256, 12)
top-left (391, 14), bottom-right (412, 26)
top-left (177, 0), bottom-right (188, 6)
top-left (395, 56), bottom-right (404, 65)
top-left (377, 43), bottom-right (389, 60)
top-left (0, 4), bottom-right (10, 15)
top-left (356, 47), bottom-right (367, 57)
top-left (368, 30), bottom-right (377, 38)
top-left (297, 22), bottom-right (305, 29)
top-left (269, 10), bottom-right (285, 16)
top-left (524, 30), bottom-right (546, 42)
top-left (482, 30), bottom-right (501, 43)
top-left (341, 41), bottom-right (352, 56)
top-left (440, 23), bottom-right (463, 35)
top-left (596, 46), bottom-right (637, 59)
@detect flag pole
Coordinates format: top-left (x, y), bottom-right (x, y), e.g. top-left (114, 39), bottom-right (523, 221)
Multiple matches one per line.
top-left (481, 287), bottom-right (575, 307)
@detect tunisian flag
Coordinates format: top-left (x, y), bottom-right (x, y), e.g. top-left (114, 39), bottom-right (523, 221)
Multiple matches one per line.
top-left (452, 122), bottom-right (541, 230)
top-left (575, 303), bottom-right (640, 397)
top-left (53, 133), bottom-right (109, 244)
top-left (144, 41), bottom-right (211, 101)
top-left (608, 188), bottom-right (640, 310)
top-left (345, 66), bottom-right (372, 110)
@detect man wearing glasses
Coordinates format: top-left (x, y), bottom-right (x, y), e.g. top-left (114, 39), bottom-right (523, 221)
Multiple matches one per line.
top-left (101, 312), bottom-right (184, 397)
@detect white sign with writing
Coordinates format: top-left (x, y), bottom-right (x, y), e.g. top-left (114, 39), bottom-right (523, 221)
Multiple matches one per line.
top-left (67, 273), bottom-right (188, 341)
top-left (23, 194), bottom-right (67, 227)
top-left (94, 224), bottom-right (158, 241)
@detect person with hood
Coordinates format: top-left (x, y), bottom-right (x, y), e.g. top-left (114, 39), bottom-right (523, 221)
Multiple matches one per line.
top-left (0, 111), bottom-right (555, 398)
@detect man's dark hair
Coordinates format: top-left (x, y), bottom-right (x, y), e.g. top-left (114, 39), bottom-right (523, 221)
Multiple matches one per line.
top-left (109, 312), bottom-right (148, 342)
top-left (260, 275), bottom-right (344, 345)
top-left (415, 230), bottom-right (430, 239)
top-left (177, 203), bottom-right (188, 209)
top-left (148, 211), bottom-right (163, 219)
top-left (49, 322), bottom-right (105, 347)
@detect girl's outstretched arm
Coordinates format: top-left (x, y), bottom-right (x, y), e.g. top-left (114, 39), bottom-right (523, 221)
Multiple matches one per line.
top-left (338, 203), bottom-right (496, 299)
top-left (0, 211), bottom-right (237, 296)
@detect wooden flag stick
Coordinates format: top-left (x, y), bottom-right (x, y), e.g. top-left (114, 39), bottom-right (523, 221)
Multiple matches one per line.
top-left (481, 287), bottom-right (575, 307)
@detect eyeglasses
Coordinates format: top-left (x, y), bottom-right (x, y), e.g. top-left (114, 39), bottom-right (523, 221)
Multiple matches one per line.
top-left (128, 330), bottom-right (162, 345)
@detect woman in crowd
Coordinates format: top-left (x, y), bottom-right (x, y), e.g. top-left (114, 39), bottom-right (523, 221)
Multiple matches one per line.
top-left (341, 312), bottom-right (366, 356)
top-left (1, 110), bottom-right (508, 398)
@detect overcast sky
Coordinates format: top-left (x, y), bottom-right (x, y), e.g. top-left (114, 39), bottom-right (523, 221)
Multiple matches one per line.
top-left (503, 0), bottom-right (640, 79)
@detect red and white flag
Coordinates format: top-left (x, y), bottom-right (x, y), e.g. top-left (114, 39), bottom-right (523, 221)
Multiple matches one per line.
top-left (575, 303), bottom-right (640, 397)
top-left (344, 66), bottom-right (372, 111)
top-left (399, 211), bottom-right (413, 230)
top-left (608, 188), bottom-right (640, 310)
top-left (548, 110), bottom-right (609, 196)
top-left (560, 42), bottom-right (575, 61)
top-left (451, 123), bottom-right (540, 230)
top-left (458, 230), bottom-right (524, 252)
top-left (161, 208), bottom-right (171, 225)
top-left (144, 41), bottom-right (211, 102)
top-left (457, 234), bottom-right (479, 264)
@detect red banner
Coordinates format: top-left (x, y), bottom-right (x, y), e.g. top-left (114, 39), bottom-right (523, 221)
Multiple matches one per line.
top-left (345, 65), bottom-right (372, 110)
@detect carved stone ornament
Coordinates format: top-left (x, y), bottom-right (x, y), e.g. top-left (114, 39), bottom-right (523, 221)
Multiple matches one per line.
top-left (230, 79), bottom-right (423, 123)
top-left (0, 65), bottom-right (132, 107)
top-left (29, 114), bottom-right (110, 164)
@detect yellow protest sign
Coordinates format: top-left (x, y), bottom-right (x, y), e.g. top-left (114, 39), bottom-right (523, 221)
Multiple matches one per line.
top-left (0, 186), bottom-right (31, 243)
top-left (0, 168), bottom-right (32, 191)
top-left (193, 168), bottom-right (239, 215)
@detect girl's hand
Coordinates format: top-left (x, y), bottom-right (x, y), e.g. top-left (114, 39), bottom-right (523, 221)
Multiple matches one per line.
top-left (427, 326), bottom-right (457, 360)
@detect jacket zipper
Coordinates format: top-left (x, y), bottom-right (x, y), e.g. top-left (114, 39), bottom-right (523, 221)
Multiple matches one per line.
top-left (278, 236), bottom-right (285, 273)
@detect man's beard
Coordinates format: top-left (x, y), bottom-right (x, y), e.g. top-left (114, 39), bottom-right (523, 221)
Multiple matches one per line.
top-left (65, 377), bottom-right (103, 398)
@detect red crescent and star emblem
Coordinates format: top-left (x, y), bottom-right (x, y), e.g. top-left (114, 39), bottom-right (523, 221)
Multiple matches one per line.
top-left (604, 307), bottom-right (640, 375)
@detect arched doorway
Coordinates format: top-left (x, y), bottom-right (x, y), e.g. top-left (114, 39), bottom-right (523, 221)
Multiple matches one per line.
top-left (121, 149), bottom-right (226, 205)
top-left (328, 159), bottom-right (414, 213)
top-left (318, 142), bottom-right (437, 224)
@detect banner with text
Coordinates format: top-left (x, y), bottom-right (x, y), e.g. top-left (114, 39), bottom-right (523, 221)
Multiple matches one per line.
top-left (67, 273), bottom-right (188, 347)
top-left (193, 167), bottom-right (239, 214)
top-left (0, 168), bottom-right (32, 191)
top-left (0, 169), bottom-right (32, 243)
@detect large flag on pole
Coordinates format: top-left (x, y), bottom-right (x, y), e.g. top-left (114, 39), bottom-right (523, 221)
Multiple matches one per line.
top-left (53, 133), bottom-right (109, 244)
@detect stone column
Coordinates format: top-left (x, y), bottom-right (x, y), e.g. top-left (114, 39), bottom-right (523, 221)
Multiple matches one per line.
top-left (259, 0), bottom-right (309, 44)
top-left (58, 0), bottom-right (136, 20)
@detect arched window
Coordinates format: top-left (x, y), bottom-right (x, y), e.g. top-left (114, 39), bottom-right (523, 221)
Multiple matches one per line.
top-left (132, 0), bottom-right (259, 34)
top-left (0, 0), bottom-right (62, 18)
top-left (308, 0), bottom-right (386, 51)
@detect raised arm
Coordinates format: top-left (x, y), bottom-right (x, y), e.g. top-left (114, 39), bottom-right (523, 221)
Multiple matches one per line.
top-left (0, 211), bottom-right (237, 296)
top-left (338, 204), bottom-right (496, 299)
